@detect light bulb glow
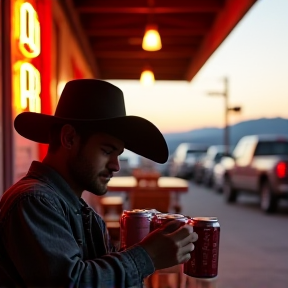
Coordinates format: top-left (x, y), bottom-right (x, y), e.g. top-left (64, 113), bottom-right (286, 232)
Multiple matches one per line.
top-left (142, 26), bottom-right (162, 51)
top-left (140, 70), bottom-right (155, 86)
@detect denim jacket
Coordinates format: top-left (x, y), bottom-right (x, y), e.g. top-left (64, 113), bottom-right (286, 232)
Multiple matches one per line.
top-left (0, 161), bottom-right (154, 288)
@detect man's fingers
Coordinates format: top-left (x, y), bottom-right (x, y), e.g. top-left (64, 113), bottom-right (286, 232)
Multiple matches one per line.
top-left (177, 242), bottom-right (195, 263)
top-left (140, 220), bottom-right (198, 269)
top-left (181, 242), bottom-right (195, 255)
top-left (177, 231), bottom-right (198, 249)
top-left (169, 224), bottom-right (197, 243)
top-left (180, 253), bottom-right (191, 263)
top-left (178, 245), bottom-right (193, 263)
top-left (161, 219), bottom-right (185, 234)
top-left (189, 231), bottom-right (198, 243)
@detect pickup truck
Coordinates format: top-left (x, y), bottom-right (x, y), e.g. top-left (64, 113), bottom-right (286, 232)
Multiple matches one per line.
top-left (220, 134), bottom-right (288, 213)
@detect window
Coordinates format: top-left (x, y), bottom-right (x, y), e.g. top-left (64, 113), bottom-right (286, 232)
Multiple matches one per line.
top-left (214, 152), bottom-right (224, 163)
top-left (254, 141), bottom-right (288, 156)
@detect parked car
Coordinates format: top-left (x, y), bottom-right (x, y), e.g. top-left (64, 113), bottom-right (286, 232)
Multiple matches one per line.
top-left (212, 155), bottom-right (233, 193)
top-left (168, 143), bottom-right (209, 179)
top-left (193, 153), bottom-right (207, 183)
top-left (159, 154), bottom-right (174, 176)
top-left (221, 134), bottom-right (288, 213)
top-left (194, 145), bottom-right (230, 186)
top-left (116, 149), bottom-right (140, 176)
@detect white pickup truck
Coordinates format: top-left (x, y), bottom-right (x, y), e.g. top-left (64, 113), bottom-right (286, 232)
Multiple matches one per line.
top-left (220, 134), bottom-right (288, 213)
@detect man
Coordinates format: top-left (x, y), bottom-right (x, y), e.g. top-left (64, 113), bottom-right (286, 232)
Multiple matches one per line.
top-left (0, 79), bottom-right (197, 287)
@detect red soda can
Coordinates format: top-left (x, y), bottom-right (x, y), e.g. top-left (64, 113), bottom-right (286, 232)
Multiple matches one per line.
top-left (184, 217), bottom-right (220, 278)
top-left (151, 213), bottom-right (188, 231)
top-left (120, 209), bottom-right (152, 250)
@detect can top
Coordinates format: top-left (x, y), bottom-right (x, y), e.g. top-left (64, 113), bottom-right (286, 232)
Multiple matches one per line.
top-left (144, 208), bottom-right (161, 215)
top-left (192, 216), bottom-right (218, 222)
top-left (157, 213), bottom-right (186, 219)
top-left (123, 209), bottom-right (151, 216)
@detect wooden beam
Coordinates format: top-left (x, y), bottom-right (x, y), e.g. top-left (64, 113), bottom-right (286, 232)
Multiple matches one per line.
top-left (155, 14), bottom-right (214, 29)
top-left (76, 0), bottom-right (224, 14)
top-left (77, 6), bottom-right (222, 14)
top-left (81, 15), bottom-right (213, 31)
top-left (93, 50), bottom-right (196, 59)
top-left (185, 0), bottom-right (258, 81)
top-left (101, 72), bottom-right (184, 81)
top-left (91, 39), bottom-right (199, 50)
top-left (89, 37), bottom-right (200, 50)
top-left (100, 66), bottom-right (185, 73)
top-left (81, 15), bottom-right (145, 28)
top-left (98, 58), bottom-right (189, 67)
top-left (86, 27), bottom-right (208, 37)
top-left (58, 0), bottom-right (100, 77)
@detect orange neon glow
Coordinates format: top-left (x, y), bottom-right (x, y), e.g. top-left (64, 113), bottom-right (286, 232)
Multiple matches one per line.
top-left (18, 62), bottom-right (41, 113)
top-left (13, 1), bottom-right (42, 113)
top-left (19, 2), bottom-right (41, 58)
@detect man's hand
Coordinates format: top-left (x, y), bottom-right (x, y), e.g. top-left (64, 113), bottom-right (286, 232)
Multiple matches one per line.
top-left (139, 220), bottom-right (198, 270)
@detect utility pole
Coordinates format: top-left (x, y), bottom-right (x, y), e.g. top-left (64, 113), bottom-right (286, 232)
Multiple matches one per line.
top-left (223, 77), bottom-right (229, 155)
top-left (208, 77), bottom-right (241, 155)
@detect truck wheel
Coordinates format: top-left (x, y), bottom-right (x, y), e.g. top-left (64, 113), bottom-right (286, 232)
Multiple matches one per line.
top-left (260, 181), bottom-right (278, 213)
top-left (223, 176), bottom-right (237, 203)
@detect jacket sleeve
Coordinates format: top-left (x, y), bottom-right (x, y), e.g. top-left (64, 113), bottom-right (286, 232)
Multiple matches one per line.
top-left (1, 192), bottom-right (155, 288)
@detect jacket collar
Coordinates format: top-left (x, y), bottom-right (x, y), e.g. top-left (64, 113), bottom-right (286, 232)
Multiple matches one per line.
top-left (27, 161), bottom-right (82, 212)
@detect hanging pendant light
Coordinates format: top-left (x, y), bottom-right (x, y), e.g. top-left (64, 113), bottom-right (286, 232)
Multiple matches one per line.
top-left (142, 24), bottom-right (162, 51)
top-left (140, 68), bottom-right (155, 86)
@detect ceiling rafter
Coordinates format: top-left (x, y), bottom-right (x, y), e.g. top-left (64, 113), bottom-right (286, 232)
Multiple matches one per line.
top-left (100, 73), bottom-right (185, 81)
top-left (68, 0), bottom-right (258, 81)
top-left (75, 0), bottom-right (225, 14)
top-left (86, 28), bottom-right (209, 37)
top-left (81, 15), bottom-right (214, 30)
top-left (91, 37), bottom-right (201, 49)
top-left (101, 66), bottom-right (185, 73)
top-left (76, 6), bottom-right (222, 14)
top-left (93, 50), bottom-right (197, 59)
top-left (80, 15), bottom-right (146, 28)
top-left (98, 58), bottom-right (190, 66)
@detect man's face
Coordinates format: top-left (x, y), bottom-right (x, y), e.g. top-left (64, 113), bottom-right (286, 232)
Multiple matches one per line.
top-left (67, 132), bottom-right (124, 196)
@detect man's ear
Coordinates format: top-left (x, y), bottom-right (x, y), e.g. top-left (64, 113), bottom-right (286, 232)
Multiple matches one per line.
top-left (60, 124), bottom-right (77, 149)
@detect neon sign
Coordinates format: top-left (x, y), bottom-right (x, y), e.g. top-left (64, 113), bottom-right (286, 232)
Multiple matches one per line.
top-left (14, 1), bottom-right (41, 113)
top-left (19, 2), bottom-right (41, 58)
top-left (19, 62), bottom-right (41, 112)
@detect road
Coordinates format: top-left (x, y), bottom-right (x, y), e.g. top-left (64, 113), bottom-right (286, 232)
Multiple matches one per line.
top-left (178, 181), bottom-right (288, 288)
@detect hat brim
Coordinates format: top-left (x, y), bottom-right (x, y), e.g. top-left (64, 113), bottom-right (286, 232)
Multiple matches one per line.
top-left (14, 112), bottom-right (169, 164)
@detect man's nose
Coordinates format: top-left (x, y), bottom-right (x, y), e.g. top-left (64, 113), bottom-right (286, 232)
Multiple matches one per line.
top-left (108, 155), bottom-right (120, 172)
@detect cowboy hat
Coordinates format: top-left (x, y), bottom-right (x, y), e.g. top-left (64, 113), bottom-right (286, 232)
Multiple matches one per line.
top-left (14, 79), bottom-right (169, 164)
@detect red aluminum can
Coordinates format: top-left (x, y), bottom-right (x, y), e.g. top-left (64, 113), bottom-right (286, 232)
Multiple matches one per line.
top-left (151, 213), bottom-right (189, 231)
top-left (184, 217), bottom-right (220, 278)
top-left (120, 209), bottom-right (152, 250)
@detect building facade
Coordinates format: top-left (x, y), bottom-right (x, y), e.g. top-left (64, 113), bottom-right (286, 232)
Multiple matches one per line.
top-left (0, 0), bottom-right (96, 196)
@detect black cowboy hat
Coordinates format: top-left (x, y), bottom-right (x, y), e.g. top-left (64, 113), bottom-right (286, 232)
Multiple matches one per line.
top-left (14, 79), bottom-right (168, 163)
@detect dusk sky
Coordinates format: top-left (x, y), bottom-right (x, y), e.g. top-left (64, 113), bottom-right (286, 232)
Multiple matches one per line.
top-left (109, 0), bottom-right (288, 134)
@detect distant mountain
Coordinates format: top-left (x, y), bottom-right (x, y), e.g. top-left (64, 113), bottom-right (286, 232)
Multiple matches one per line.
top-left (164, 117), bottom-right (288, 154)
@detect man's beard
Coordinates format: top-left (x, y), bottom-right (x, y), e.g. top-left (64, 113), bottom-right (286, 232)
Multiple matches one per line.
top-left (68, 149), bottom-right (108, 196)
